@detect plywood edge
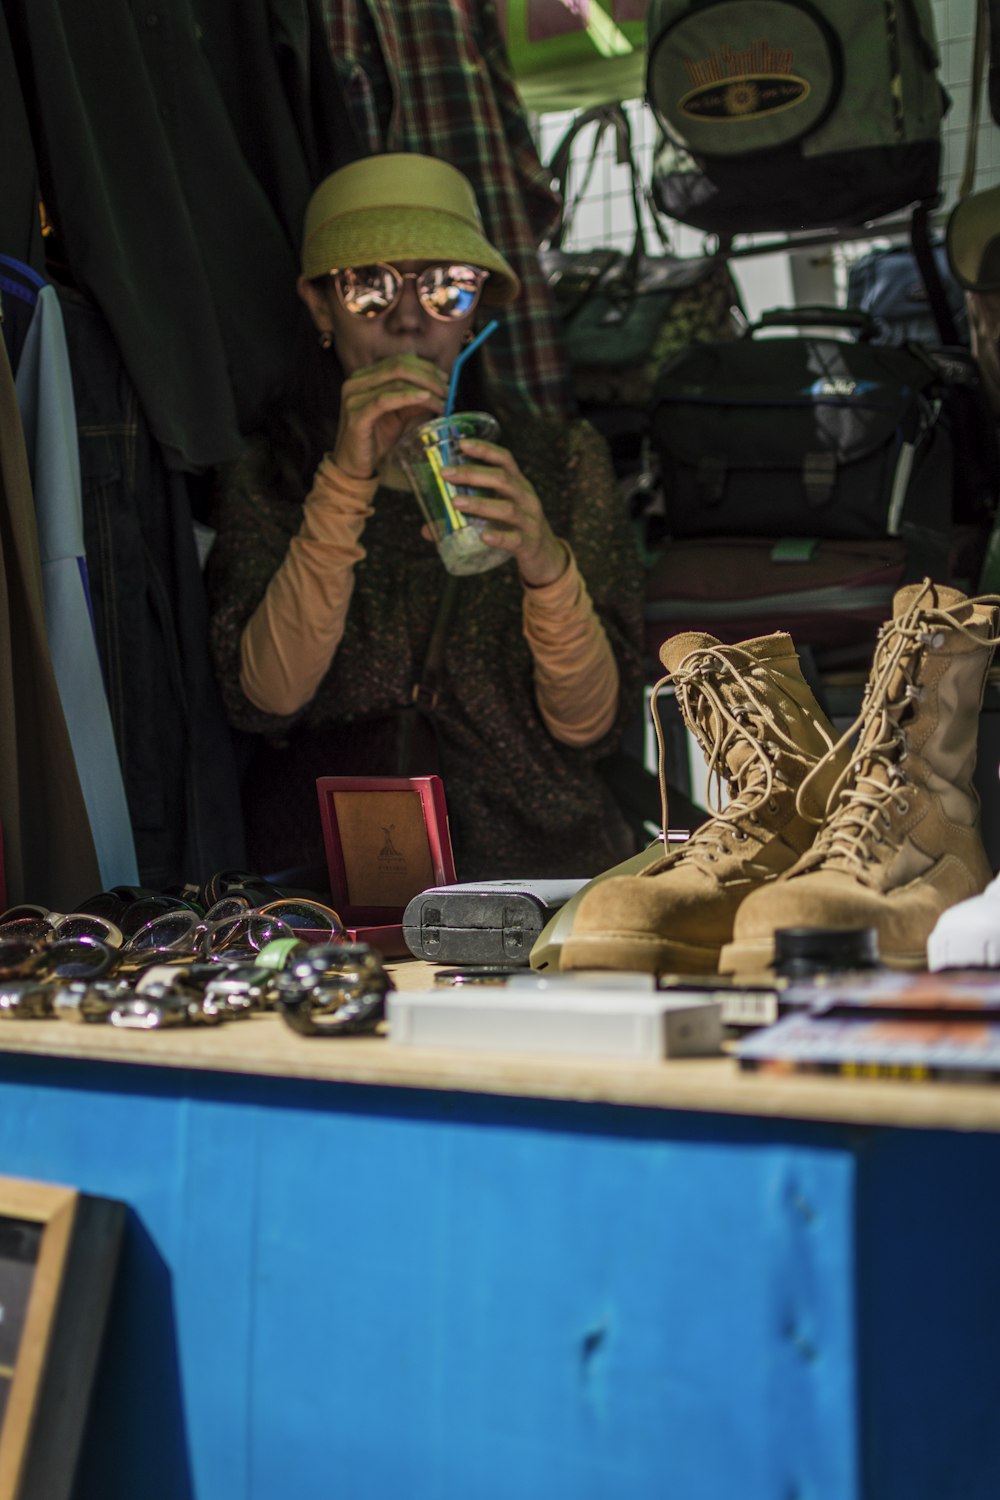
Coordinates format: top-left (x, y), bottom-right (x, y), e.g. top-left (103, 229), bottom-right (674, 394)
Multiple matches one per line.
top-left (0, 1017), bottom-right (1000, 1132)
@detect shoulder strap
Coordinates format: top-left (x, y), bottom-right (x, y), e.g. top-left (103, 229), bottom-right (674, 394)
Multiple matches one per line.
top-left (546, 104), bottom-right (630, 252)
top-left (545, 102), bottom-right (673, 265)
top-left (411, 574), bottom-right (458, 711)
top-left (912, 0), bottom-right (987, 345)
top-left (989, 0), bottom-right (1000, 125)
top-left (960, 0), bottom-right (991, 201)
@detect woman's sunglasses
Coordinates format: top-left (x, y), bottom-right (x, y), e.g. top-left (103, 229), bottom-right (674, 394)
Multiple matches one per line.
top-left (332, 262), bottom-right (488, 321)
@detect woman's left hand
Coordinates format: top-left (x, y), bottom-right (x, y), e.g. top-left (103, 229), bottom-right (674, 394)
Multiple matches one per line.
top-left (438, 438), bottom-right (568, 588)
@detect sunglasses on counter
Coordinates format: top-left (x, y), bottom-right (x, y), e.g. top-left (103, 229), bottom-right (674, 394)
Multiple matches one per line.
top-left (120, 910), bottom-right (296, 963)
top-left (0, 933), bottom-right (121, 984)
top-left (118, 900), bottom-right (344, 964)
top-left (332, 262), bottom-right (487, 321)
top-left (255, 898), bottom-right (345, 939)
top-left (0, 911), bottom-right (124, 947)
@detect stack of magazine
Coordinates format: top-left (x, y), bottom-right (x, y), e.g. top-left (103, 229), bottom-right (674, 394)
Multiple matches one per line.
top-left (735, 971), bottom-right (1000, 1083)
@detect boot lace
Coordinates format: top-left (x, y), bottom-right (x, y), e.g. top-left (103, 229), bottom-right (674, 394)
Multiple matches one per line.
top-left (650, 643), bottom-right (829, 868)
top-left (794, 581), bottom-right (1000, 877)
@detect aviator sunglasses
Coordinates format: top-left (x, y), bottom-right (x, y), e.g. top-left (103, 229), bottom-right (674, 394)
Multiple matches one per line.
top-left (332, 262), bottom-right (488, 321)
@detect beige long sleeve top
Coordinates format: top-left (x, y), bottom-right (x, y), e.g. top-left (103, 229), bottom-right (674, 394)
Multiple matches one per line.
top-left (239, 455), bottom-right (619, 744)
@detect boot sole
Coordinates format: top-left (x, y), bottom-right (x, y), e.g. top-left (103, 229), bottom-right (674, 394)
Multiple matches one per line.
top-left (719, 938), bottom-right (930, 974)
top-left (718, 939), bottom-right (776, 975)
top-left (559, 932), bottom-right (721, 975)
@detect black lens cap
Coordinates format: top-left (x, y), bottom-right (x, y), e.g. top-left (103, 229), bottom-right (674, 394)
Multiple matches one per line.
top-left (773, 926), bottom-right (880, 977)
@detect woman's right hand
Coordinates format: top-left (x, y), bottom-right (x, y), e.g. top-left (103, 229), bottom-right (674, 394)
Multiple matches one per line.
top-left (332, 354), bottom-right (449, 481)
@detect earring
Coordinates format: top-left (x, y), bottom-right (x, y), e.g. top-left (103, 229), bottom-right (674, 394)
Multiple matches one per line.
top-left (318, 331), bottom-right (333, 350)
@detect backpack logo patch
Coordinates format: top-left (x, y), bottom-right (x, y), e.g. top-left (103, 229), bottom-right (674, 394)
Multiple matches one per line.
top-left (680, 40), bottom-right (808, 122)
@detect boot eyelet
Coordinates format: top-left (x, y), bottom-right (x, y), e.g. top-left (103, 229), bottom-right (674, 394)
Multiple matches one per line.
top-left (931, 632), bottom-right (945, 649)
top-left (767, 798), bottom-right (780, 814)
top-left (898, 800), bottom-right (910, 814)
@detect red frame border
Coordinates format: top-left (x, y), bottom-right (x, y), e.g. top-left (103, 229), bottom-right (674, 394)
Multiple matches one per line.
top-left (315, 775), bottom-right (457, 945)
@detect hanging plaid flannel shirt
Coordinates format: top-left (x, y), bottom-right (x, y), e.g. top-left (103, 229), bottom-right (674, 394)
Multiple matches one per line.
top-left (320, 0), bottom-right (573, 418)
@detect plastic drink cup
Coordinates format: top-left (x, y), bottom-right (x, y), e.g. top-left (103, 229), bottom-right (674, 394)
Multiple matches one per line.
top-left (395, 412), bottom-right (509, 576)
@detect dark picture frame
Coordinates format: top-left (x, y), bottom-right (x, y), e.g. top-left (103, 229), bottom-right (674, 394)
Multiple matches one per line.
top-left (0, 1177), bottom-right (123, 1500)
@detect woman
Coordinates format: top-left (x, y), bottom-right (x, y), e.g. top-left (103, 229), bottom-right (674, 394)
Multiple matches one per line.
top-left (206, 152), bottom-right (644, 881)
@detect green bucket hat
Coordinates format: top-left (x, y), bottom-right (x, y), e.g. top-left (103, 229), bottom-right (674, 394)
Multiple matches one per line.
top-left (301, 153), bottom-right (521, 307)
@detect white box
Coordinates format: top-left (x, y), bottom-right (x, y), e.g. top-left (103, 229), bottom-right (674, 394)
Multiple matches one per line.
top-left (387, 985), bottom-right (722, 1061)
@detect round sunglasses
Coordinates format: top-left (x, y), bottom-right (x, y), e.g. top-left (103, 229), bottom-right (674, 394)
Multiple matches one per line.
top-left (332, 262), bottom-right (487, 321)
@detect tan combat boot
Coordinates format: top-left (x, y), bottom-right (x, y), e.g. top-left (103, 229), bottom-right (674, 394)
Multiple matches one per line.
top-left (559, 630), bottom-right (848, 973)
top-left (720, 582), bottom-right (1000, 974)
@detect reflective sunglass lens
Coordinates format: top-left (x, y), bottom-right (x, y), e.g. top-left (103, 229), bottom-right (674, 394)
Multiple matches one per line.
top-left (0, 904), bottom-right (50, 922)
top-left (0, 916), bottom-right (51, 942)
top-left (119, 896), bottom-right (202, 939)
top-left (336, 263), bottom-right (484, 320)
top-left (418, 264), bottom-right (484, 318)
top-left (338, 264), bottom-right (399, 317)
top-left (205, 914), bottom-right (293, 954)
top-left (72, 892), bottom-right (128, 924)
top-left (257, 900), bottom-right (345, 938)
top-left (55, 914), bottom-right (124, 947)
top-left (123, 911), bottom-right (201, 954)
top-left (45, 936), bottom-right (116, 981)
top-left (203, 896), bottom-right (251, 923)
top-left (0, 937), bottom-right (48, 977)
top-left (248, 917), bottom-right (294, 947)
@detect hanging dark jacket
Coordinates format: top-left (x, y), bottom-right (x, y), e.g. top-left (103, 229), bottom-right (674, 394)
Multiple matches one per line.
top-left (57, 286), bottom-right (248, 887)
top-left (0, 2), bottom-right (43, 271)
top-left (3, 0), bottom-right (359, 471)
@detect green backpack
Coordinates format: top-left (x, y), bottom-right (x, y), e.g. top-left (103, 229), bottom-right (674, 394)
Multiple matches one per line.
top-left (646, 0), bottom-right (947, 233)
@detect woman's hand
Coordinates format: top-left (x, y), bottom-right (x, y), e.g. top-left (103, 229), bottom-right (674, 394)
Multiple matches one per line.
top-left (333, 354), bottom-right (449, 481)
top-left (440, 438), bottom-right (569, 588)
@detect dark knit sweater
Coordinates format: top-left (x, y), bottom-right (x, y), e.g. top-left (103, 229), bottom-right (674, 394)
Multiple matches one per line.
top-left (206, 413), bottom-right (644, 880)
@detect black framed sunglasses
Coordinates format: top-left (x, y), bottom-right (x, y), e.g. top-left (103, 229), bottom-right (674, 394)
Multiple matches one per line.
top-left (332, 262), bottom-right (488, 321)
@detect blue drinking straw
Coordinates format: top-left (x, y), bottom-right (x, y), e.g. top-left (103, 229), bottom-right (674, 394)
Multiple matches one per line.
top-left (445, 318), bottom-right (499, 416)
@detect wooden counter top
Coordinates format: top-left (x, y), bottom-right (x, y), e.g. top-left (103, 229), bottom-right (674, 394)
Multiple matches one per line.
top-left (0, 960), bottom-right (999, 1132)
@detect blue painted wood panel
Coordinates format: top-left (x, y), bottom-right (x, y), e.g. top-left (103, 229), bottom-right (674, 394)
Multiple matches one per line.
top-left (856, 1127), bottom-right (1000, 1500)
top-left (0, 1053), bottom-right (993, 1498)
